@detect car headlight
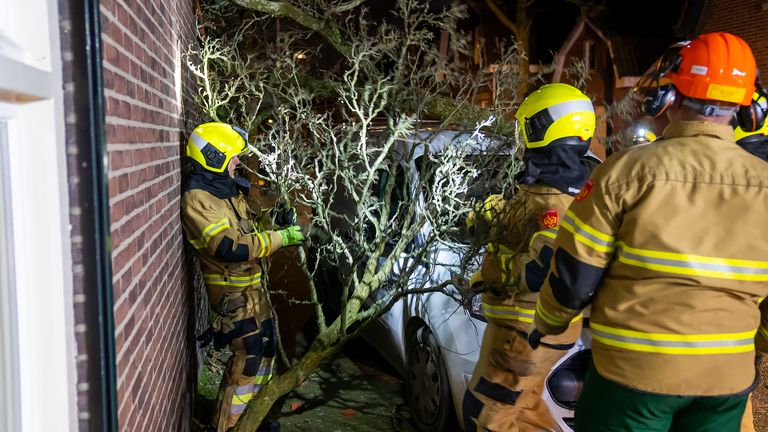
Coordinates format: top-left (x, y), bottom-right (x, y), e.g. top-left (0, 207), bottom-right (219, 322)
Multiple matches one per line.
top-left (546, 349), bottom-right (591, 410)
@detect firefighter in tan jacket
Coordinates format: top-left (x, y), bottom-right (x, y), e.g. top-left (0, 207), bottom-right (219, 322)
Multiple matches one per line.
top-left (181, 122), bottom-right (305, 431)
top-left (462, 83), bottom-right (596, 431)
top-left (532, 32), bottom-right (768, 431)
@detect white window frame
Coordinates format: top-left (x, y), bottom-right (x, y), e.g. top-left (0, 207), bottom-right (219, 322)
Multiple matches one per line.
top-left (0, 0), bottom-right (77, 430)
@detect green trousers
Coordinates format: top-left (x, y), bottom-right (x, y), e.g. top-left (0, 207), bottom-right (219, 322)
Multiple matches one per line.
top-left (575, 362), bottom-right (748, 432)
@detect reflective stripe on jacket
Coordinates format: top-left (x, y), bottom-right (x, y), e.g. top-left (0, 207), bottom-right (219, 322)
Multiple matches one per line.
top-left (181, 189), bottom-right (283, 302)
top-left (535, 121), bottom-right (768, 396)
top-left (473, 183), bottom-right (575, 335)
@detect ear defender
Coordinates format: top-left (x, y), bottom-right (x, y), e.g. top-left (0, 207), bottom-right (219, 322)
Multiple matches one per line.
top-left (735, 81), bottom-right (768, 132)
top-left (643, 84), bottom-right (677, 118)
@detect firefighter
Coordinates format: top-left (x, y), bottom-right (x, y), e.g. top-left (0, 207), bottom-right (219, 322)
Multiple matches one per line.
top-left (462, 83), bottom-right (596, 432)
top-left (734, 92), bottom-right (768, 161)
top-left (735, 91), bottom-right (768, 432)
top-left (181, 122), bottom-right (305, 431)
top-left (531, 32), bottom-right (768, 431)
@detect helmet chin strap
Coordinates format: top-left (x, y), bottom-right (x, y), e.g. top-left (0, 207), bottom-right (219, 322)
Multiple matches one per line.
top-left (682, 98), bottom-right (737, 117)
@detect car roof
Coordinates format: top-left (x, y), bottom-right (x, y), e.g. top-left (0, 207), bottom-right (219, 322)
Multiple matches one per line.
top-left (392, 129), bottom-right (515, 161)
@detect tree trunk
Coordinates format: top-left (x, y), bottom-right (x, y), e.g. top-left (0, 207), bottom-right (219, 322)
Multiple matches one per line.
top-left (234, 343), bottom-right (340, 430)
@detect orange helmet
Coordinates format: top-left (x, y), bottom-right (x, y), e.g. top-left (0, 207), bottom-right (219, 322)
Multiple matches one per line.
top-left (667, 32), bottom-right (756, 106)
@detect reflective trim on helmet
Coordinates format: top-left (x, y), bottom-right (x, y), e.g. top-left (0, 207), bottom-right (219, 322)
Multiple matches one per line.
top-left (548, 99), bottom-right (595, 122)
top-left (189, 131), bottom-right (209, 150)
top-left (524, 99), bottom-right (595, 148)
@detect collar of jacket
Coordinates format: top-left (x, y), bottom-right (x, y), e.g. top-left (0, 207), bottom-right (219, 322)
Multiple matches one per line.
top-left (662, 121), bottom-right (735, 142)
top-left (518, 183), bottom-right (565, 196)
top-left (182, 167), bottom-right (240, 199)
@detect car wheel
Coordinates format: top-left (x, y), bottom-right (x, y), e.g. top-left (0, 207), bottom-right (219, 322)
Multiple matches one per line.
top-left (406, 326), bottom-right (453, 432)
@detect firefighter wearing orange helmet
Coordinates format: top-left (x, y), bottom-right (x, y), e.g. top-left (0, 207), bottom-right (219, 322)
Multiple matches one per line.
top-left (462, 83), bottom-right (596, 431)
top-left (531, 32), bottom-right (768, 430)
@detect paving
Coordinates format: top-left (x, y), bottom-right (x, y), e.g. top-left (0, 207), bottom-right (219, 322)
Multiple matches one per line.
top-left (276, 353), bottom-right (416, 432)
top-left (193, 339), bottom-right (424, 432)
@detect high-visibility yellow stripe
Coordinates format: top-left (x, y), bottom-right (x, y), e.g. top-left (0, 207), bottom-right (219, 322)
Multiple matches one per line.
top-left (592, 334), bottom-right (754, 355)
top-left (535, 300), bottom-right (571, 327)
top-left (759, 325), bottom-right (768, 341)
top-left (203, 273), bottom-right (262, 287)
top-left (482, 195), bottom-right (498, 222)
top-left (232, 392), bottom-right (253, 406)
top-left (189, 238), bottom-right (205, 249)
top-left (565, 210), bottom-right (614, 242)
top-left (487, 243), bottom-right (514, 255)
top-left (482, 303), bottom-right (535, 322)
top-left (618, 244), bottom-right (768, 268)
top-left (560, 220), bottom-right (615, 254)
top-left (199, 218), bottom-right (231, 247)
top-left (591, 322), bottom-right (755, 342)
top-left (255, 231), bottom-right (271, 258)
top-left (615, 242), bottom-right (768, 281)
top-left (591, 322), bottom-right (755, 355)
top-left (529, 228), bottom-right (558, 247)
top-left (254, 373), bottom-right (272, 385)
top-left (499, 255), bottom-right (516, 283)
top-left (263, 231), bottom-right (271, 255)
top-left (486, 303), bottom-right (582, 324)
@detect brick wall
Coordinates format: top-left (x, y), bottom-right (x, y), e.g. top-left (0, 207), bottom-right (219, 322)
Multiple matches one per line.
top-left (99, 0), bottom-right (202, 430)
top-left (699, 0), bottom-right (768, 74)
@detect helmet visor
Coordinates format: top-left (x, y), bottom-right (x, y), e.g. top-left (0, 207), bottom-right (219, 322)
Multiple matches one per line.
top-left (230, 125), bottom-right (252, 156)
top-left (635, 41), bottom-right (690, 92)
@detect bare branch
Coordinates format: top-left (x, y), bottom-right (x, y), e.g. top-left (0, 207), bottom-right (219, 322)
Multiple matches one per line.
top-left (231, 0), bottom-right (354, 57)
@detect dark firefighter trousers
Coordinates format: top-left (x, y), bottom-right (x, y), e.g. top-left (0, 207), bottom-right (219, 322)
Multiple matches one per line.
top-left (575, 361), bottom-right (748, 432)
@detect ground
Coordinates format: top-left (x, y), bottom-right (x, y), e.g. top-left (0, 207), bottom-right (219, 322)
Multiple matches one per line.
top-left (192, 338), bottom-right (424, 432)
top-left (193, 338), bottom-right (768, 432)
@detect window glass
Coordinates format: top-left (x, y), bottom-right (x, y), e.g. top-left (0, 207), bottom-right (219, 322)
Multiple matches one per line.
top-left (0, 120), bottom-right (18, 432)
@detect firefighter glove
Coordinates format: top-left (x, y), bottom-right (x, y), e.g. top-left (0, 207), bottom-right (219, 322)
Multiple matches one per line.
top-left (528, 328), bottom-right (544, 350)
top-left (278, 225), bottom-right (305, 247)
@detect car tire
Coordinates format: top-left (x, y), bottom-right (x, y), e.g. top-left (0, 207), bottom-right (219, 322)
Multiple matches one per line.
top-left (405, 325), bottom-right (454, 432)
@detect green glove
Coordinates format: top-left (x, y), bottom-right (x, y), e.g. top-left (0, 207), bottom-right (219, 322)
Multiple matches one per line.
top-left (278, 225), bottom-right (305, 247)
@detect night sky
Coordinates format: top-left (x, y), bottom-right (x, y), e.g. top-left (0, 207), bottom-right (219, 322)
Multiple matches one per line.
top-left (528, 0), bottom-right (688, 64)
top-left (359, 0), bottom-right (688, 67)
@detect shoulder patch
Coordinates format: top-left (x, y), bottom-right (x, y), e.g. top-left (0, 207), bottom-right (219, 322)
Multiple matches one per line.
top-left (540, 209), bottom-right (559, 228)
top-left (575, 180), bottom-right (593, 201)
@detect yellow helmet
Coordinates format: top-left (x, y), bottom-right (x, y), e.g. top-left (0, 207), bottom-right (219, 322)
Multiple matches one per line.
top-left (186, 122), bottom-right (250, 173)
top-left (515, 83), bottom-right (595, 149)
top-left (735, 93), bottom-right (768, 142)
top-left (633, 128), bottom-right (657, 145)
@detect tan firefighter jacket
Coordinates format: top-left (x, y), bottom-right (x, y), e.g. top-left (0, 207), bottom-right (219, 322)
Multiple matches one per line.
top-left (472, 183), bottom-right (582, 342)
top-left (181, 189), bottom-right (284, 312)
top-left (535, 121), bottom-right (768, 396)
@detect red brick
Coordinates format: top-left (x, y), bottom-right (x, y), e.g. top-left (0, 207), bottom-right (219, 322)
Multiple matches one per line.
top-left (70, 0), bottom-right (204, 429)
